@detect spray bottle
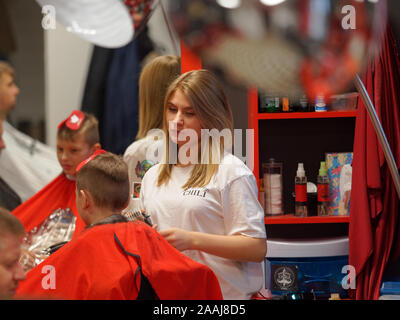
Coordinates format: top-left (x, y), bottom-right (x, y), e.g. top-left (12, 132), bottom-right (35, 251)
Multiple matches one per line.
top-left (317, 161), bottom-right (330, 216)
top-left (295, 163), bottom-right (307, 217)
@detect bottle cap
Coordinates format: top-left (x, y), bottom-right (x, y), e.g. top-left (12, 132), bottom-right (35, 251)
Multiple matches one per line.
top-left (319, 161), bottom-right (327, 176)
top-left (296, 163), bottom-right (305, 177)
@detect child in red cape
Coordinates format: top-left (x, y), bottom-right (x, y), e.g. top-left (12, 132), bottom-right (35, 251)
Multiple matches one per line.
top-left (12, 111), bottom-right (101, 252)
top-left (15, 152), bottom-right (222, 300)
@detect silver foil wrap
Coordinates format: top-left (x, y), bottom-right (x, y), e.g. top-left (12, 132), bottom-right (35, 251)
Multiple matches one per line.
top-left (20, 208), bottom-right (76, 272)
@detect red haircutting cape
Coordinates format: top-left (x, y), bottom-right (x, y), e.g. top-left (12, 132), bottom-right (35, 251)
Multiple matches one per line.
top-left (12, 174), bottom-right (85, 239)
top-left (15, 221), bottom-right (223, 300)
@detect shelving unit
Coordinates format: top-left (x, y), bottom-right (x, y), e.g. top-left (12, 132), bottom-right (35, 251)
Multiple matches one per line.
top-left (264, 215), bottom-right (350, 225)
top-left (248, 88), bottom-right (356, 195)
top-left (256, 110), bottom-right (357, 120)
top-left (252, 92), bottom-right (355, 238)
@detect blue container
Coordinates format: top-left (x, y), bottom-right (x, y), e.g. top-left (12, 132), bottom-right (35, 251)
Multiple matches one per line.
top-left (264, 237), bottom-right (350, 298)
top-left (379, 258), bottom-right (400, 299)
top-left (265, 255), bottom-right (349, 298)
top-left (380, 282), bottom-right (400, 296)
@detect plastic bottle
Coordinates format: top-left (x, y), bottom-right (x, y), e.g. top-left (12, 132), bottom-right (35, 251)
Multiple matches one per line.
top-left (317, 161), bottom-right (329, 216)
top-left (295, 163), bottom-right (307, 217)
top-left (299, 95), bottom-right (309, 112)
top-left (260, 95), bottom-right (280, 113)
top-left (263, 159), bottom-right (283, 215)
top-left (315, 95), bottom-right (327, 112)
top-left (282, 97), bottom-right (290, 112)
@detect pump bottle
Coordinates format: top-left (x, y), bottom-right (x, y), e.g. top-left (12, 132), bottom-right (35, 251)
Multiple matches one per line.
top-left (295, 163), bottom-right (307, 217)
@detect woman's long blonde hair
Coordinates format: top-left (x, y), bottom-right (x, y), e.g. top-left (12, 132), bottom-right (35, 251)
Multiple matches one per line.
top-left (157, 69), bottom-right (234, 189)
top-left (136, 55), bottom-right (181, 140)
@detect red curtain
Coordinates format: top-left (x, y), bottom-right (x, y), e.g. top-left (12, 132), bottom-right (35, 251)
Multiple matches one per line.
top-left (349, 25), bottom-right (400, 300)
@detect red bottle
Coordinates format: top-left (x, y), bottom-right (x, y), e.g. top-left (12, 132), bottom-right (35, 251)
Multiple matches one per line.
top-left (295, 163), bottom-right (307, 217)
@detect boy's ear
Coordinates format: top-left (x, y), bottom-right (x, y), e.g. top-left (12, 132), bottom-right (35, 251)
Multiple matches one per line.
top-left (79, 189), bottom-right (93, 209)
top-left (92, 143), bottom-right (101, 152)
top-left (122, 197), bottom-right (130, 211)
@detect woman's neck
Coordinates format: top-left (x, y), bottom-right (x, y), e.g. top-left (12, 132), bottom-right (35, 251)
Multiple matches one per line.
top-left (175, 162), bottom-right (193, 168)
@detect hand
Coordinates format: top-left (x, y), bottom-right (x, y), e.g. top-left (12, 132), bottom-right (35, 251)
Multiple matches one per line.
top-left (19, 248), bottom-right (40, 272)
top-left (343, 190), bottom-right (351, 209)
top-left (158, 228), bottom-right (193, 251)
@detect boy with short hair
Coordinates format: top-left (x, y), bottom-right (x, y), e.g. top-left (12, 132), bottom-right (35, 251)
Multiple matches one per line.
top-left (56, 110), bottom-right (100, 178)
top-left (16, 152), bottom-right (222, 300)
top-left (13, 110), bottom-right (101, 270)
top-left (75, 150), bottom-right (130, 228)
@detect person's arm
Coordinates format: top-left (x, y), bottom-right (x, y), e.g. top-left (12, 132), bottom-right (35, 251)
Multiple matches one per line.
top-left (160, 174), bottom-right (267, 262)
top-left (159, 228), bottom-right (266, 262)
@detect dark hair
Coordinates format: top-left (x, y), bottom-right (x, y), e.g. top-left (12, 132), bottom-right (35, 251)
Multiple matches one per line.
top-left (76, 153), bottom-right (130, 212)
top-left (57, 112), bottom-right (100, 146)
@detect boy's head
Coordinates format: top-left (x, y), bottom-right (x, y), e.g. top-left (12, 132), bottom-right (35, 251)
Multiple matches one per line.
top-left (57, 110), bottom-right (100, 176)
top-left (75, 152), bottom-right (130, 226)
top-left (0, 62), bottom-right (19, 120)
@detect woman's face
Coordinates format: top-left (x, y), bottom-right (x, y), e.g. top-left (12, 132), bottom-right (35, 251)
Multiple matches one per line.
top-left (165, 88), bottom-right (202, 150)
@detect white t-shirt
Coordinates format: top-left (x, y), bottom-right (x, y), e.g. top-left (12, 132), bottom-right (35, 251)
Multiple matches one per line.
top-left (140, 152), bottom-right (267, 300)
top-left (0, 121), bottom-right (61, 201)
top-left (123, 130), bottom-right (163, 198)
